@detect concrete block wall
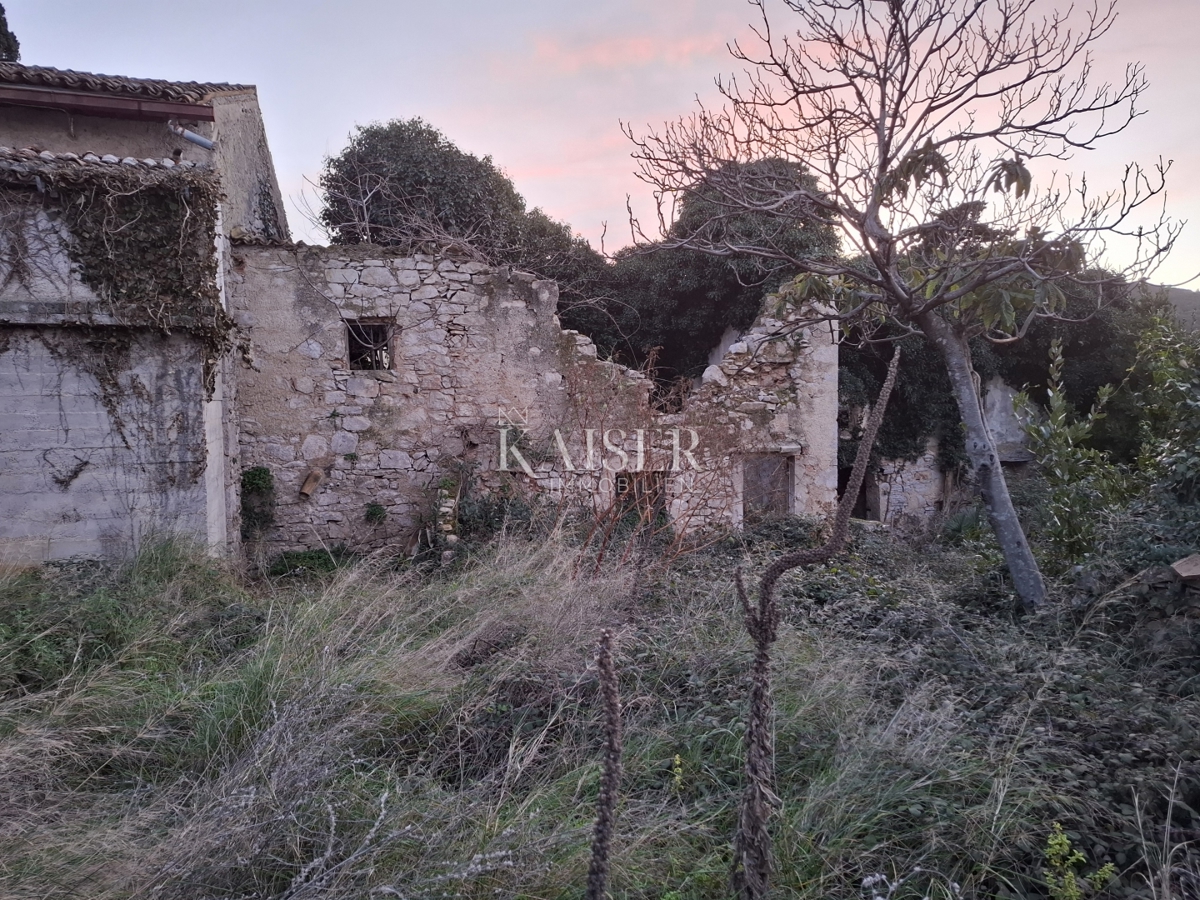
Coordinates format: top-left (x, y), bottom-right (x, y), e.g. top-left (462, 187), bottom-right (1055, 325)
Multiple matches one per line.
top-left (0, 328), bottom-right (214, 565)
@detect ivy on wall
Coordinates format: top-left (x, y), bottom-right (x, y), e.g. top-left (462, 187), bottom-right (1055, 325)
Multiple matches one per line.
top-left (0, 157), bottom-right (232, 395)
top-left (838, 281), bottom-right (1166, 473)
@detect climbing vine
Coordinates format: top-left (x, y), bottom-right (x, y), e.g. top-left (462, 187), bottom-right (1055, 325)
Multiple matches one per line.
top-left (0, 158), bottom-right (232, 395)
top-left (838, 283), bottom-right (1164, 472)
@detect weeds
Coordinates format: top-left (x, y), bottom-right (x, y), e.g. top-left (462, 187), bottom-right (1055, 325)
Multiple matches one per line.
top-left (1, 511), bottom-right (1197, 899)
top-left (585, 628), bottom-right (623, 900)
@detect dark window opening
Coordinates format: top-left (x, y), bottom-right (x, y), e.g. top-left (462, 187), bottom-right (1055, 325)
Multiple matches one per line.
top-left (744, 455), bottom-right (794, 521)
top-left (836, 467), bottom-right (880, 521)
top-left (347, 320), bottom-right (391, 370)
top-left (614, 471), bottom-right (667, 520)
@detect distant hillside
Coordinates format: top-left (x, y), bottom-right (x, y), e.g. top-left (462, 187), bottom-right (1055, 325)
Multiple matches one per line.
top-left (1164, 285), bottom-right (1200, 329)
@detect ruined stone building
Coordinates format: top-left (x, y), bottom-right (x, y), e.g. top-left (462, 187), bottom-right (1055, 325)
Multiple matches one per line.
top-left (0, 62), bottom-right (850, 565)
top-left (0, 60), bottom-right (1041, 565)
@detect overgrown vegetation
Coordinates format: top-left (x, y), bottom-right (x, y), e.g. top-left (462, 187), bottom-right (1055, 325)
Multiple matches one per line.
top-left (0, 159), bottom-right (233, 393)
top-left (838, 281), bottom-right (1168, 475)
top-left (318, 118), bottom-right (610, 308)
top-left (240, 465), bottom-right (276, 541)
top-left (317, 121), bottom-right (842, 385)
top-left (3, 459), bottom-right (1197, 899)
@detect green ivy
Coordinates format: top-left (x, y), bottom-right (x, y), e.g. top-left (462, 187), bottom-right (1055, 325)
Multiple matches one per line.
top-left (240, 467), bottom-right (276, 540)
top-left (8, 164), bottom-right (232, 396)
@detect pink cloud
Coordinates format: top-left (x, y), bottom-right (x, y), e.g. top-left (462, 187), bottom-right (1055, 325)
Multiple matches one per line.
top-left (530, 31), bottom-right (730, 75)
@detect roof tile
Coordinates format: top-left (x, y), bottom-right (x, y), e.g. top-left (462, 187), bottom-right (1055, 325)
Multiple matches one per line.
top-left (0, 62), bottom-right (251, 104)
top-left (0, 146), bottom-right (205, 181)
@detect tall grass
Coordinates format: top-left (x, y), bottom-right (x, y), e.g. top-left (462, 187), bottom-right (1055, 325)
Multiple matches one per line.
top-left (2, 530), bottom-right (1193, 898)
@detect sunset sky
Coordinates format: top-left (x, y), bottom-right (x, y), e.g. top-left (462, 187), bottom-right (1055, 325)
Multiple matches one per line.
top-left (5, 0), bottom-right (1199, 286)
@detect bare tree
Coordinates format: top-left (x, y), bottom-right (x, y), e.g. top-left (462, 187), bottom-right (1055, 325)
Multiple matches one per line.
top-left (627, 0), bottom-right (1179, 610)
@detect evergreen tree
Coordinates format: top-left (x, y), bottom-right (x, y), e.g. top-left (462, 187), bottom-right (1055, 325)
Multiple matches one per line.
top-left (0, 3), bottom-right (19, 63)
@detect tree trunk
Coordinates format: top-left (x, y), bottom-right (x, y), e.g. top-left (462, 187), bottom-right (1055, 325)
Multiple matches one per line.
top-left (915, 312), bottom-right (1047, 610)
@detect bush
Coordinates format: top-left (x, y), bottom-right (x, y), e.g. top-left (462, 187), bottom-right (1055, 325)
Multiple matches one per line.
top-left (1020, 339), bottom-right (1131, 567)
top-left (267, 545), bottom-right (354, 577)
top-left (240, 465), bottom-right (276, 540)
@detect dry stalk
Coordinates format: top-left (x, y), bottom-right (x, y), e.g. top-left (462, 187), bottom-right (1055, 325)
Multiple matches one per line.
top-left (585, 628), bottom-right (623, 900)
top-left (731, 346), bottom-right (901, 900)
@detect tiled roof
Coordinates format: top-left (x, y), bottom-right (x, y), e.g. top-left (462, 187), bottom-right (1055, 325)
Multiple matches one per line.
top-left (0, 146), bottom-right (210, 187)
top-left (0, 146), bottom-right (202, 170)
top-left (0, 63), bottom-right (251, 104)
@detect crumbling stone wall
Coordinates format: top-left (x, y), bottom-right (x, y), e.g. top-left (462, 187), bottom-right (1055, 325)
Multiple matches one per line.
top-left (871, 379), bottom-right (1032, 529)
top-left (874, 438), bottom-right (948, 527)
top-left (230, 245), bottom-right (839, 554)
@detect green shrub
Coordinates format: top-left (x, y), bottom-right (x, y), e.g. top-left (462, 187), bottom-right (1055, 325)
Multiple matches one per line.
top-left (240, 466), bottom-right (276, 540)
top-left (266, 546), bottom-right (353, 577)
top-left (1020, 339), bottom-right (1130, 567)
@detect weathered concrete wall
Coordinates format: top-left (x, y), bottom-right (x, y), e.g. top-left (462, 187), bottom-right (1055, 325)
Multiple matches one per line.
top-left (0, 171), bottom-right (240, 564)
top-left (0, 328), bottom-right (214, 565)
top-left (2, 89), bottom-right (289, 244)
top-left (211, 93), bottom-right (289, 242)
top-left (0, 106), bottom-right (214, 165)
top-left (230, 245), bottom-right (838, 553)
top-left (982, 376), bottom-right (1034, 462)
top-left (0, 201), bottom-right (115, 323)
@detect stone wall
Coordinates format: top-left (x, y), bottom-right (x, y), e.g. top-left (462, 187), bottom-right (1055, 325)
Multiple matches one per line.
top-left (874, 438), bottom-right (948, 528)
top-left (0, 328), bottom-right (214, 565)
top-left (872, 378), bottom-right (1032, 529)
top-left (229, 244), bottom-right (839, 553)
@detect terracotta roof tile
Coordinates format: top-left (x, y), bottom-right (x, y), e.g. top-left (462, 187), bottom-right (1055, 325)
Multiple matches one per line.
top-left (0, 62), bottom-right (251, 104)
top-left (0, 146), bottom-right (211, 188)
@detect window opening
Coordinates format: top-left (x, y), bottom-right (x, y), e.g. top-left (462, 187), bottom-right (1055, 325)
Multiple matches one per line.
top-left (347, 320), bottom-right (391, 370)
top-left (744, 454), bottom-right (794, 521)
top-left (614, 471), bottom-right (667, 520)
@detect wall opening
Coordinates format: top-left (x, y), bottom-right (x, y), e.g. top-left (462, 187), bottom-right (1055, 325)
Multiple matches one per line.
top-left (743, 454), bottom-right (794, 521)
top-left (837, 467), bottom-right (880, 521)
top-left (347, 320), bottom-right (392, 370)
top-left (614, 471), bottom-right (667, 521)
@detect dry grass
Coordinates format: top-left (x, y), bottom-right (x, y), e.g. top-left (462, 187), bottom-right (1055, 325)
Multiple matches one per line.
top-left (1, 527), bottom-right (1196, 899)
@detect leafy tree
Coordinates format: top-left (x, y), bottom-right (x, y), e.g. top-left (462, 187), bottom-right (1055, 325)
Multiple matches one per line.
top-left (563, 160), bottom-right (839, 382)
top-left (838, 277), bottom-right (1166, 473)
top-left (1130, 315), bottom-right (1200, 505)
top-left (627, 0), bottom-right (1179, 610)
top-left (0, 3), bottom-right (19, 63)
top-left (987, 277), bottom-right (1165, 463)
top-left (319, 118), bottom-right (609, 308)
top-left (320, 118), bottom-right (527, 252)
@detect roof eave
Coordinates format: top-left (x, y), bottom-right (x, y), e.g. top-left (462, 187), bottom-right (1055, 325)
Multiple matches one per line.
top-left (0, 84), bottom-right (216, 122)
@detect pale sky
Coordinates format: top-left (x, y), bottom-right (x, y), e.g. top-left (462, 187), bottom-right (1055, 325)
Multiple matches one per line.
top-left (5, 0), bottom-right (1199, 286)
